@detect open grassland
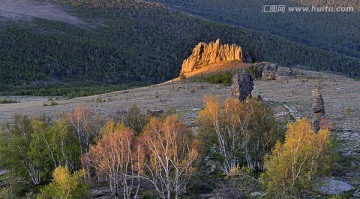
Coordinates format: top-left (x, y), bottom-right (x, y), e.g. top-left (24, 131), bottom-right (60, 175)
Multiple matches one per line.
top-left (1, 68), bottom-right (358, 133)
top-left (1, 68), bottom-right (359, 191)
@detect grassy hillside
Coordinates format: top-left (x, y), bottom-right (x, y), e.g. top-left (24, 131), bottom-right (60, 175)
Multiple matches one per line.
top-left (151, 0), bottom-right (360, 59)
top-left (0, 0), bottom-right (359, 97)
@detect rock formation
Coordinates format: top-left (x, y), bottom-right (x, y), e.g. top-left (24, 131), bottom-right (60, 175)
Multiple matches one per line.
top-left (231, 71), bottom-right (254, 101)
top-left (254, 62), bottom-right (291, 81)
top-left (255, 62), bottom-right (278, 80)
top-left (312, 89), bottom-right (326, 132)
top-left (181, 39), bottom-right (243, 74)
top-left (314, 177), bottom-right (354, 195)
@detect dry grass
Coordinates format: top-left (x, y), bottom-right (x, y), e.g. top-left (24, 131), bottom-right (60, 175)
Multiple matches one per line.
top-left (0, 67), bottom-right (359, 189)
top-left (1, 67), bottom-right (359, 133)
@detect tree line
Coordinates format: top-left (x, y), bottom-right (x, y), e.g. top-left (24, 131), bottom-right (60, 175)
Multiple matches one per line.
top-left (0, 95), bottom-right (336, 198)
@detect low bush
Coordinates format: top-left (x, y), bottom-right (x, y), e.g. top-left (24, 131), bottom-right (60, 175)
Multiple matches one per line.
top-left (204, 72), bottom-right (234, 86)
top-left (0, 99), bottom-right (19, 104)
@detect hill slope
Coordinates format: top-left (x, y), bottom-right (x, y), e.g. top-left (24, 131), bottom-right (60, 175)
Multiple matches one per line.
top-left (0, 0), bottom-right (359, 97)
top-left (150, 0), bottom-right (360, 60)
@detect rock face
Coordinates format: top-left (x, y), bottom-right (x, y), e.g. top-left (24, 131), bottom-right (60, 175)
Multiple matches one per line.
top-left (314, 177), bottom-right (354, 195)
top-left (254, 62), bottom-right (291, 81)
top-left (231, 71), bottom-right (254, 101)
top-left (312, 89), bottom-right (326, 132)
top-left (181, 39), bottom-right (243, 74)
top-left (255, 62), bottom-right (278, 80)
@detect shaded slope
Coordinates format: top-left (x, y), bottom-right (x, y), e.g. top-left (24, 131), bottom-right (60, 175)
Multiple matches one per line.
top-left (150, 0), bottom-right (360, 59)
top-left (0, 1), bottom-right (360, 97)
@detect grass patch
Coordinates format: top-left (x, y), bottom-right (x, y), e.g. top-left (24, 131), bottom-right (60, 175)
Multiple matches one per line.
top-left (244, 65), bottom-right (262, 79)
top-left (193, 72), bottom-right (234, 86)
top-left (43, 100), bottom-right (57, 106)
top-left (0, 99), bottom-right (19, 104)
top-left (0, 81), bottom-right (149, 98)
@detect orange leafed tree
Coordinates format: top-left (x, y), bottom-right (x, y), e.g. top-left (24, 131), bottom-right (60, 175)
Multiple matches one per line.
top-left (140, 115), bottom-right (201, 199)
top-left (67, 104), bottom-right (104, 181)
top-left (89, 120), bottom-right (140, 198)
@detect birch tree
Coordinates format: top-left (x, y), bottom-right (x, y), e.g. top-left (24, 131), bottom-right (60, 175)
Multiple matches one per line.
top-left (0, 114), bottom-right (42, 185)
top-left (68, 105), bottom-right (103, 180)
top-left (198, 95), bottom-right (245, 174)
top-left (0, 114), bottom-right (81, 186)
top-left (241, 98), bottom-right (281, 171)
top-left (198, 95), bottom-right (281, 174)
top-left (89, 120), bottom-right (140, 198)
top-left (139, 115), bottom-right (201, 199)
top-left (261, 118), bottom-right (334, 197)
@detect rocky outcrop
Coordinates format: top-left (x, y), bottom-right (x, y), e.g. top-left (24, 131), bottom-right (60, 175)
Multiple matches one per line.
top-left (314, 177), bottom-right (354, 195)
top-left (254, 62), bottom-right (291, 80)
top-left (312, 89), bottom-right (326, 132)
top-left (231, 71), bottom-right (254, 101)
top-left (259, 62), bottom-right (278, 80)
top-left (181, 39), bottom-right (243, 74)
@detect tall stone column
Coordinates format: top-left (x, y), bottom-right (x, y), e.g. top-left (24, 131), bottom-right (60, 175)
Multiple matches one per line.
top-left (231, 71), bottom-right (254, 101)
top-left (312, 89), bottom-right (326, 132)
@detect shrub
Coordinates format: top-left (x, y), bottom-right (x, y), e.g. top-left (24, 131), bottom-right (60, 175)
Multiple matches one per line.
top-left (205, 72), bottom-right (233, 86)
top-left (345, 107), bottom-right (351, 116)
top-left (37, 166), bottom-right (88, 199)
top-left (245, 65), bottom-right (261, 79)
top-left (125, 105), bottom-right (149, 134)
top-left (50, 100), bottom-right (57, 106)
top-left (0, 99), bottom-right (18, 104)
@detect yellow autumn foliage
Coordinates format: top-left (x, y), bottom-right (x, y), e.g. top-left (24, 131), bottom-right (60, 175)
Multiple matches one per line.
top-left (37, 166), bottom-right (87, 199)
top-left (261, 118), bottom-right (334, 197)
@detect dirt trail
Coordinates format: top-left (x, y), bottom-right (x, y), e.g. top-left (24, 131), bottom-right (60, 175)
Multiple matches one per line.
top-left (0, 0), bottom-right (84, 25)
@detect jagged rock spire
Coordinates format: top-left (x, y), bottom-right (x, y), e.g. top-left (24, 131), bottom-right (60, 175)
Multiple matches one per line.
top-left (181, 39), bottom-right (243, 74)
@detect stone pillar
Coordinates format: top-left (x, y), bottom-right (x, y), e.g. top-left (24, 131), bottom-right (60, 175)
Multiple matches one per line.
top-left (312, 89), bottom-right (326, 132)
top-left (231, 71), bottom-right (254, 101)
